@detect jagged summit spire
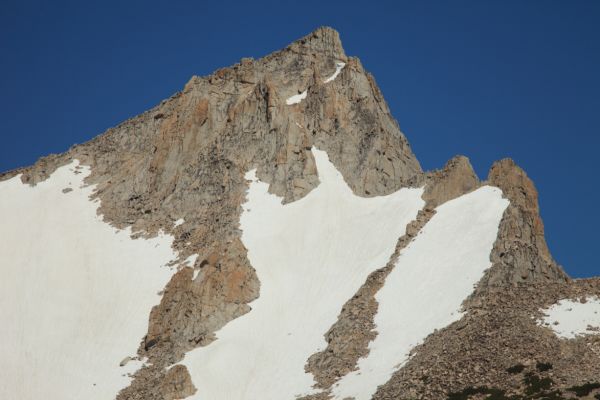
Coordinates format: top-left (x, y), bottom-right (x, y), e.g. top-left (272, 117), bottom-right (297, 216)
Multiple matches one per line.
top-left (285, 26), bottom-right (346, 60)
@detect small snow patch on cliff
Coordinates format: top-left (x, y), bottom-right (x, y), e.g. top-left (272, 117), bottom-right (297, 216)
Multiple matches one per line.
top-left (286, 90), bottom-right (307, 105)
top-left (183, 253), bottom-right (199, 268)
top-left (323, 62), bottom-right (346, 83)
top-left (174, 218), bottom-right (185, 227)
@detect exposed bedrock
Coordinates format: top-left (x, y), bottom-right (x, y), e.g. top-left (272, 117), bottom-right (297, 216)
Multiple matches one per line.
top-left (480, 158), bottom-right (569, 288)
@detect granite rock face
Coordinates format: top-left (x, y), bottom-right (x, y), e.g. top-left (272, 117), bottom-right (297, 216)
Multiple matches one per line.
top-left (482, 159), bottom-right (569, 287)
top-left (2, 27), bottom-right (598, 400)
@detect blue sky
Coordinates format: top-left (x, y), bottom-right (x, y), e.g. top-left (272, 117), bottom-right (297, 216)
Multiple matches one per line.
top-left (1, 0), bottom-right (598, 278)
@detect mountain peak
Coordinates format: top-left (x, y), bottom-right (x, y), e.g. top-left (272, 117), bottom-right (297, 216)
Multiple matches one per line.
top-left (285, 26), bottom-right (346, 59)
top-left (1, 27), bottom-right (598, 400)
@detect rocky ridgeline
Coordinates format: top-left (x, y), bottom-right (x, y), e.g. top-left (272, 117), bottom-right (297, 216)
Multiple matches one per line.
top-left (2, 27), bottom-right (598, 399)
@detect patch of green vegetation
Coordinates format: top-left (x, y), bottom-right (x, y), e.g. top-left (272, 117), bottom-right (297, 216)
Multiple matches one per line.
top-left (524, 372), bottom-right (553, 395)
top-left (536, 362), bottom-right (553, 372)
top-left (446, 363), bottom-right (600, 400)
top-left (566, 382), bottom-right (600, 397)
top-left (446, 371), bottom-right (573, 400)
top-left (507, 364), bottom-right (526, 374)
top-left (540, 390), bottom-right (570, 400)
top-left (447, 386), bottom-right (509, 400)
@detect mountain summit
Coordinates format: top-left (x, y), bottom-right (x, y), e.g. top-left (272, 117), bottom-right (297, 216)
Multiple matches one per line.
top-left (1, 27), bottom-right (599, 400)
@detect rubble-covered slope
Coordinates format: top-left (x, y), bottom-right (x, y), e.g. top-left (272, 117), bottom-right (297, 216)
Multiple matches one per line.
top-left (0, 27), bottom-right (598, 400)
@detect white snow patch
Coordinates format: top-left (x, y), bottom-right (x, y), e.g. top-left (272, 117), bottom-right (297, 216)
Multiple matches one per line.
top-left (323, 62), bottom-right (346, 83)
top-left (286, 90), bottom-right (307, 105)
top-left (192, 268), bottom-right (201, 281)
top-left (119, 357), bottom-right (146, 375)
top-left (181, 147), bottom-right (425, 400)
top-left (173, 218), bottom-right (185, 227)
top-left (539, 297), bottom-right (600, 339)
top-left (332, 186), bottom-right (509, 400)
top-left (182, 253), bottom-right (199, 268)
top-left (0, 162), bottom-right (178, 400)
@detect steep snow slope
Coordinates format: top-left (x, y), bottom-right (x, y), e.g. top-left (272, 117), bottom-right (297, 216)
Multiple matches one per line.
top-left (332, 186), bottom-right (509, 400)
top-left (0, 162), bottom-right (178, 400)
top-left (540, 297), bottom-right (600, 339)
top-left (181, 148), bottom-right (425, 400)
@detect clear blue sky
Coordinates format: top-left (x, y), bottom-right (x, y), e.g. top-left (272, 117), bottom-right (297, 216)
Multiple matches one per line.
top-left (1, 1), bottom-right (598, 278)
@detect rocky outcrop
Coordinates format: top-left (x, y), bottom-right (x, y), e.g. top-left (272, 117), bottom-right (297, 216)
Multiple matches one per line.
top-left (480, 159), bottom-right (569, 288)
top-left (117, 364), bottom-right (196, 400)
top-left (159, 365), bottom-right (196, 400)
top-left (422, 155), bottom-right (479, 207)
top-left (143, 239), bottom-right (259, 363)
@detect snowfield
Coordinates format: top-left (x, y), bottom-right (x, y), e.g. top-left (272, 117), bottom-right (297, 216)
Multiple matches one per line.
top-left (539, 297), bottom-right (600, 339)
top-left (181, 148), bottom-right (425, 400)
top-left (0, 162), bottom-right (178, 400)
top-left (332, 186), bottom-right (509, 400)
top-left (0, 151), bottom-right (512, 400)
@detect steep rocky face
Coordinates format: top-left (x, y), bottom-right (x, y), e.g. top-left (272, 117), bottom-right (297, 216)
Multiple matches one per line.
top-left (1, 27), bottom-right (599, 400)
top-left (483, 159), bottom-right (568, 286)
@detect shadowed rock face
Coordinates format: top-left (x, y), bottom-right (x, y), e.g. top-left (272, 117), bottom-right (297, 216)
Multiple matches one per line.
top-left (2, 27), bottom-right (598, 400)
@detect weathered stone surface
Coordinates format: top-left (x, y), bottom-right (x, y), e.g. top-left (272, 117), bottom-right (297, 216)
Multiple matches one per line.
top-left (481, 158), bottom-right (569, 287)
top-left (116, 364), bottom-right (196, 400)
top-left (144, 238), bottom-right (259, 363)
top-left (159, 365), bottom-right (196, 400)
top-left (422, 155), bottom-right (479, 207)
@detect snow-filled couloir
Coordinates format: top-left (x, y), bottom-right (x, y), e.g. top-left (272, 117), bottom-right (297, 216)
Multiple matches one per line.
top-left (180, 148), bottom-right (425, 400)
top-left (331, 186), bottom-right (509, 400)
